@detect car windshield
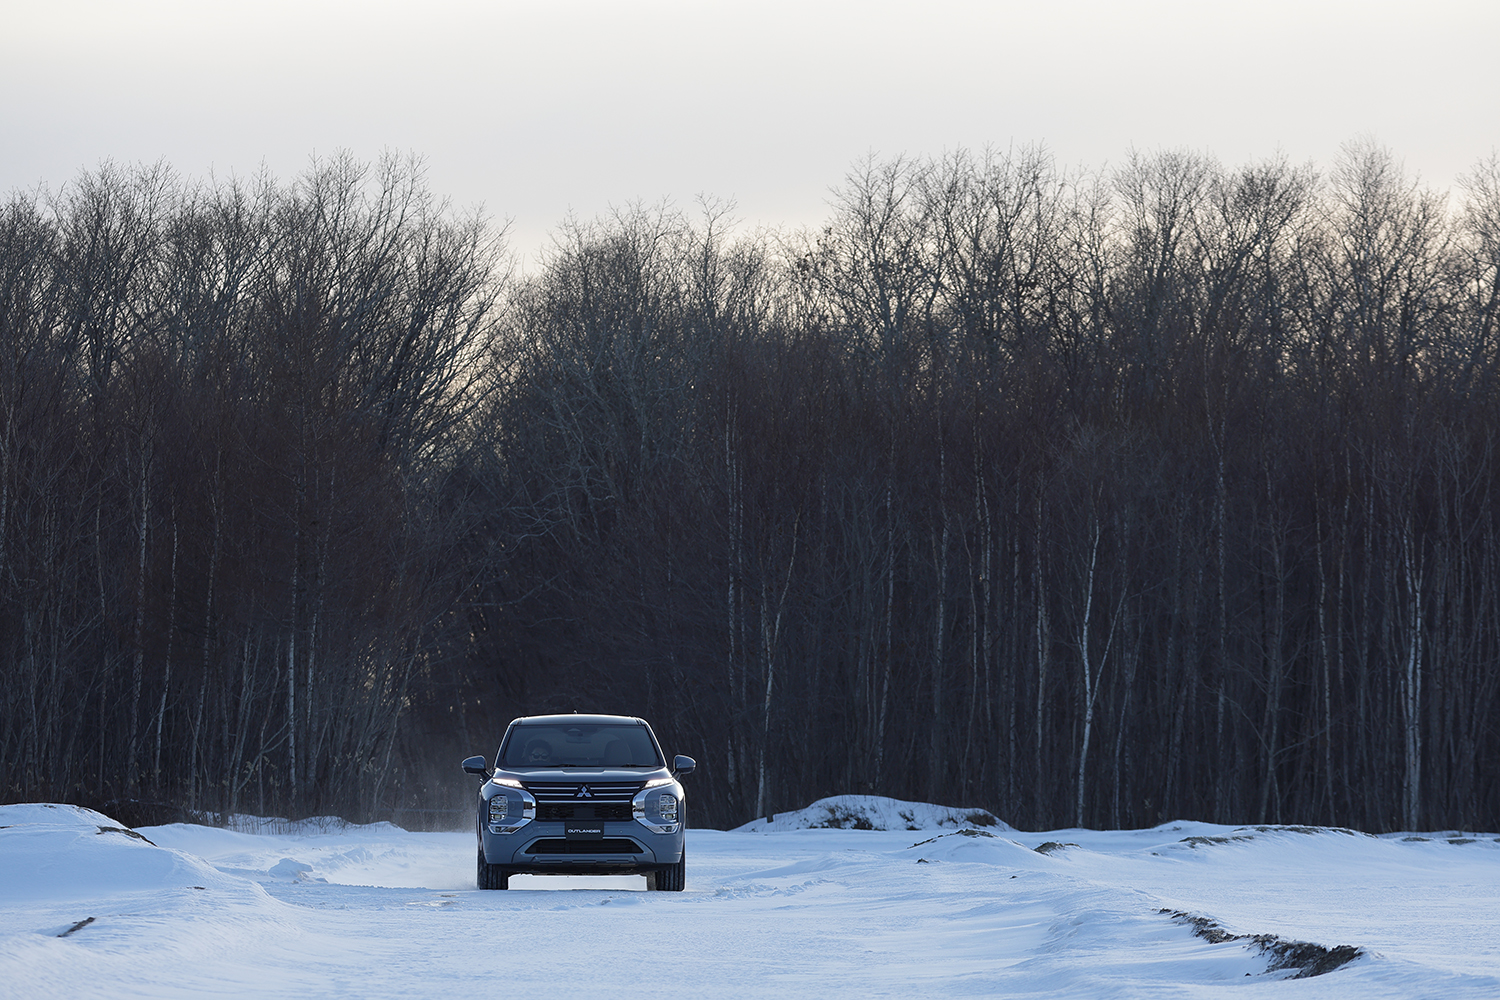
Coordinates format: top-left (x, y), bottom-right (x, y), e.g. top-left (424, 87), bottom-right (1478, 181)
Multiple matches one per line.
top-left (500, 724), bottom-right (662, 768)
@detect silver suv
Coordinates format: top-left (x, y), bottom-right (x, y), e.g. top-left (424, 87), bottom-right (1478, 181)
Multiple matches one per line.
top-left (462, 714), bottom-right (695, 890)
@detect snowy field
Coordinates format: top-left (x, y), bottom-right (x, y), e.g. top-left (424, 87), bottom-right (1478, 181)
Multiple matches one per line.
top-left (2, 797), bottom-right (1498, 998)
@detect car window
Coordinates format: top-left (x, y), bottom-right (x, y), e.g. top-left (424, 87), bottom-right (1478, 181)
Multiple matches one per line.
top-left (500, 724), bottom-right (661, 767)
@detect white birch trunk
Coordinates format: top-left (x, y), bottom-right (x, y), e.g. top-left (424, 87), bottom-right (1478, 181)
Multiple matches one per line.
top-left (1401, 522), bottom-right (1423, 831)
top-left (1075, 521), bottom-right (1098, 828)
top-left (754, 517), bottom-right (800, 819)
top-left (126, 435), bottom-right (151, 791)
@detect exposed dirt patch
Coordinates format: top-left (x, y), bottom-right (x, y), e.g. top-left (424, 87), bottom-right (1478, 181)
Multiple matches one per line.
top-left (96, 825), bottom-right (156, 846)
top-left (808, 806), bottom-right (876, 830)
top-left (57, 917), bottom-right (95, 938)
top-left (1179, 835), bottom-right (1255, 848)
top-left (910, 829), bottom-right (998, 848)
top-left (1181, 826), bottom-right (1374, 849)
top-left (1247, 824), bottom-right (1369, 838)
top-left (1160, 909), bottom-right (1362, 979)
top-left (1034, 841), bottom-right (1079, 855)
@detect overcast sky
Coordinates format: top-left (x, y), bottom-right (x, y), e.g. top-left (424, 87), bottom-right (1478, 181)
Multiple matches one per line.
top-left (4, 0), bottom-right (1497, 263)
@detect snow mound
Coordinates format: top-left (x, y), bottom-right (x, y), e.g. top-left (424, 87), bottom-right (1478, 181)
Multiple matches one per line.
top-left (733, 795), bottom-right (1011, 832)
top-left (142, 816), bottom-right (472, 890)
top-left (0, 802), bottom-right (263, 904)
top-left (902, 827), bottom-right (1047, 866)
top-left (0, 802), bottom-right (121, 829)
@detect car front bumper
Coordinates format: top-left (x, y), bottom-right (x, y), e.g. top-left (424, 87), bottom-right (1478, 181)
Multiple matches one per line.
top-left (480, 819), bottom-right (683, 874)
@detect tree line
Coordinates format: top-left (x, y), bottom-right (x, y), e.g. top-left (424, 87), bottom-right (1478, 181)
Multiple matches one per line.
top-left (3, 142), bottom-right (1499, 832)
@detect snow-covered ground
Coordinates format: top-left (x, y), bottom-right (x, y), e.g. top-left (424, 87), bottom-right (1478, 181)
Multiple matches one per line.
top-left (2, 797), bottom-right (1497, 998)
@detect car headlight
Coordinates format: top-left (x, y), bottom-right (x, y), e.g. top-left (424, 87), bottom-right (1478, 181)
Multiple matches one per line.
top-left (632, 784), bottom-right (682, 834)
top-left (486, 785), bottom-right (535, 834)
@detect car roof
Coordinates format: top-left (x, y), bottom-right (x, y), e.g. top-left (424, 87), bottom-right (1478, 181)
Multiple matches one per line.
top-left (510, 714), bottom-right (646, 727)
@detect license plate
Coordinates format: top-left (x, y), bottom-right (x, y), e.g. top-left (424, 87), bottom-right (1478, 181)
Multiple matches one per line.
top-left (564, 825), bottom-right (604, 840)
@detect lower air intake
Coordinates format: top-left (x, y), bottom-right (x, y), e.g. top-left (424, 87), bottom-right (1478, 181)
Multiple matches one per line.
top-left (527, 838), bottom-right (642, 855)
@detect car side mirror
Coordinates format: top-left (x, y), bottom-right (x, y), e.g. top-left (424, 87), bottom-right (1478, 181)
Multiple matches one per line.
top-left (461, 755), bottom-right (490, 777)
top-left (673, 754), bottom-right (696, 777)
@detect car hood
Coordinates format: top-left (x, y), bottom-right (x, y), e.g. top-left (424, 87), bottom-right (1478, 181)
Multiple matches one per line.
top-left (497, 767), bottom-right (670, 784)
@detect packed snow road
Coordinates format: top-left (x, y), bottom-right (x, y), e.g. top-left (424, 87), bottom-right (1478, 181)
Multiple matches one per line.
top-left (2, 798), bottom-right (1498, 998)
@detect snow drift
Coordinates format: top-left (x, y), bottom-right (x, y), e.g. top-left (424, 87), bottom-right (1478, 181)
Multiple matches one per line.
top-left (732, 794), bottom-right (1010, 832)
top-left (0, 803), bottom-right (261, 905)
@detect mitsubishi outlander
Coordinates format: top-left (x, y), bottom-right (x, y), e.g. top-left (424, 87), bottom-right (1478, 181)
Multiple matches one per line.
top-left (461, 714), bottom-right (695, 890)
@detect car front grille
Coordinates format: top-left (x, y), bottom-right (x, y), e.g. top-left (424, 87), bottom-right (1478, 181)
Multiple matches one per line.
top-left (527, 838), bottom-right (642, 855)
top-left (523, 781), bottom-right (644, 804)
top-left (537, 803), bottom-right (633, 821)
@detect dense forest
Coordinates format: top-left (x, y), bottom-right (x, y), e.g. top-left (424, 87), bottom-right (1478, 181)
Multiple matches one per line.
top-left (2, 142), bottom-right (1499, 833)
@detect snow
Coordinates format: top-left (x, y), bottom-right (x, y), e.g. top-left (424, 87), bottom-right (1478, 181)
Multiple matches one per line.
top-left (733, 794), bottom-right (1010, 832)
top-left (3, 800), bottom-right (1498, 998)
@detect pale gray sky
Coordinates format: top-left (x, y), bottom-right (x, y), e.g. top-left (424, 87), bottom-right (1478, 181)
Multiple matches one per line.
top-left (4, 0), bottom-right (1496, 262)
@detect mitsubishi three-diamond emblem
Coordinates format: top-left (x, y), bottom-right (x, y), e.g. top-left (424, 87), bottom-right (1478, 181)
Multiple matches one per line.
top-left (575, 785), bottom-right (592, 799)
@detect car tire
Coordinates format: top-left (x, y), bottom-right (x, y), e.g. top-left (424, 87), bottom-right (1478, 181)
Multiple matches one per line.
top-left (648, 851), bottom-right (685, 892)
top-left (478, 847), bottom-right (509, 889)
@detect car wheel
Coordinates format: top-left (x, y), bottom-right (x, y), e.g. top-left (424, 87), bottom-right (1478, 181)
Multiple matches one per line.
top-left (648, 851), bottom-right (685, 892)
top-left (478, 847), bottom-right (509, 889)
